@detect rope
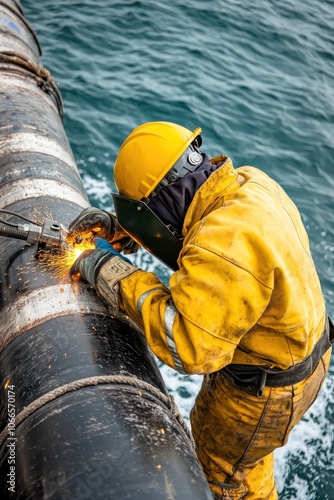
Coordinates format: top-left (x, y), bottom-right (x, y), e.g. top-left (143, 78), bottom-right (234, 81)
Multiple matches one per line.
top-left (0, 374), bottom-right (194, 449)
top-left (0, 52), bottom-right (64, 120)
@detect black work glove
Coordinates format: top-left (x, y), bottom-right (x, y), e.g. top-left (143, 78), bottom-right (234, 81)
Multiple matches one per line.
top-left (67, 207), bottom-right (139, 254)
top-left (67, 207), bottom-right (115, 242)
top-left (70, 238), bottom-right (137, 310)
top-left (69, 248), bottom-right (109, 286)
top-left (70, 237), bottom-right (132, 285)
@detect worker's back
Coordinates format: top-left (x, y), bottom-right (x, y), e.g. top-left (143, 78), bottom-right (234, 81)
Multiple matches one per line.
top-left (172, 160), bottom-right (326, 370)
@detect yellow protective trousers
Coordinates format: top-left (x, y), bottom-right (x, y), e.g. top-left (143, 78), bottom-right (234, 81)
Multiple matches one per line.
top-left (190, 349), bottom-right (331, 499)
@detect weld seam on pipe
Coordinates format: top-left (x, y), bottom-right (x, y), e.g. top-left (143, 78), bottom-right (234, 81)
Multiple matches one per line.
top-left (0, 132), bottom-right (80, 174)
top-left (0, 178), bottom-right (90, 209)
top-left (0, 375), bottom-right (194, 450)
top-left (0, 283), bottom-right (114, 353)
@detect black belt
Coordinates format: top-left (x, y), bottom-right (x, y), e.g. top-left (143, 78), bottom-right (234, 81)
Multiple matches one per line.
top-left (221, 316), bottom-right (334, 397)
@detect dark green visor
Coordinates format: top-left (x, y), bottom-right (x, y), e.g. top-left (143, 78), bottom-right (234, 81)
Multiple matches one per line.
top-left (112, 193), bottom-right (182, 271)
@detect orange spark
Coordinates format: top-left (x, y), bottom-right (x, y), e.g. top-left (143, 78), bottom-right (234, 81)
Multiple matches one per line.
top-left (38, 240), bottom-right (95, 278)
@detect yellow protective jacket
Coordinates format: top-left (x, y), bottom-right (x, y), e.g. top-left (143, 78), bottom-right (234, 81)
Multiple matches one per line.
top-left (109, 156), bottom-right (327, 374)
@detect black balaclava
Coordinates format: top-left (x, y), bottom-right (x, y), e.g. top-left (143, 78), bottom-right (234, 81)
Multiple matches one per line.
top-left (148, 153), bottom-right (220, 238)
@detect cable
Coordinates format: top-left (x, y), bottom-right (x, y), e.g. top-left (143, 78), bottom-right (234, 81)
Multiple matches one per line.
top-left (0, 209), bottom-right (42, 225)
top-left (0, 219), bottom-right (18, 228)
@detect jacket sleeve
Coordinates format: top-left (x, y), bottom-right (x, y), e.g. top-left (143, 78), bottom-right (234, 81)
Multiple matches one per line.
top-left (118, 244), bottom-right (272, 375)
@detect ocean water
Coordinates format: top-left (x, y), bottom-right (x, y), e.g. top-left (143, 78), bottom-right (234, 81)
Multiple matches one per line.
top-left (22, 1), bottom-right (334, 498)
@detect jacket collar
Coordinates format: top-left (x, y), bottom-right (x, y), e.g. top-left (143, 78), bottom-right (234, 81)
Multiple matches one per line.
top-left (182, 155), bottom-right (240, 237)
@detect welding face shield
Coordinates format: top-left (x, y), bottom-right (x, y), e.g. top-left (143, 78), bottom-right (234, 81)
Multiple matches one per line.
top-left (111, 141), bottom-right (204, 271)
top-left (111, 194), bottom-right (182, 271)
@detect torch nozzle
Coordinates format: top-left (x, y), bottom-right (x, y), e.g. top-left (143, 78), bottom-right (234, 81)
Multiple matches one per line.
top-left (0, 219), bottom-right (69, 249)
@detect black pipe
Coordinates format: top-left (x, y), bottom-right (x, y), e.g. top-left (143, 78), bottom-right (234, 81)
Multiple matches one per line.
top-left (0, 2), bottom-right (212, 499)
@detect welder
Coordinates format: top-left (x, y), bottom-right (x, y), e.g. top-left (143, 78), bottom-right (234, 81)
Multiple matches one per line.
top-left (68, 122), bottom-right (333, 500)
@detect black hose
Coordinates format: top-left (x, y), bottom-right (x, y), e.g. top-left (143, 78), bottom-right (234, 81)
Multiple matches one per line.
top-left (0, 226), bottom-right (27, 241)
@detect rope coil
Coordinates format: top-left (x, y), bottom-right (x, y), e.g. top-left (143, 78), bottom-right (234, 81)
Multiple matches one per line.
top-left (0, 374), bottom-right (194, 449)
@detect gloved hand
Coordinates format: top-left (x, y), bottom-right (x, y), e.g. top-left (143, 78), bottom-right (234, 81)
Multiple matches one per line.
top-left (113, 234), bottom-right (140, 255)
top-left (70, 237), bottom-right (138, 310)
top-left (70, 237), bottom-right (131, 284)
top-left (67, 207), bottom-right (140, 255)
top-left (67, 207), bottom-right (116, 243)
top-left (94, 237), bottom-right (132, 263)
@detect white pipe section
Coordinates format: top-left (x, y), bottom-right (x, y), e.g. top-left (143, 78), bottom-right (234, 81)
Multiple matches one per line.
top-left (0, 178), bottom-right (90, 209)
top-left (0, 284), bottom-right (115, 353)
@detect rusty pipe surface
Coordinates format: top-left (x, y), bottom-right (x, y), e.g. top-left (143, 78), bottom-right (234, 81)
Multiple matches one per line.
top-left (0, 1), bottom-right (212, 499)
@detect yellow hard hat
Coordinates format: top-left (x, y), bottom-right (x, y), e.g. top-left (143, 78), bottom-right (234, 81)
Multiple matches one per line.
top-left (114, 121), bottom-right (202, 200)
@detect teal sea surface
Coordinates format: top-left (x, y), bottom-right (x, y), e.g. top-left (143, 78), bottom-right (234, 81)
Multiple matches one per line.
top-left (23, 1), bottom-right (334, 498)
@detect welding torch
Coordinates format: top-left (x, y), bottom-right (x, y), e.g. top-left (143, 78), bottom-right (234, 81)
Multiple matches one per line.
top-left (0, 209), bottom-right (135, 253)
top-left (0, 209), bottom-right (69, 249)
top-left (0, 220), bottom-right (69, 248)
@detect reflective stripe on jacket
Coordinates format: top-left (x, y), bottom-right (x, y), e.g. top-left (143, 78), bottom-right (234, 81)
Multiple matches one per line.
top-left (119, 156), bottom-right (326, 374)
